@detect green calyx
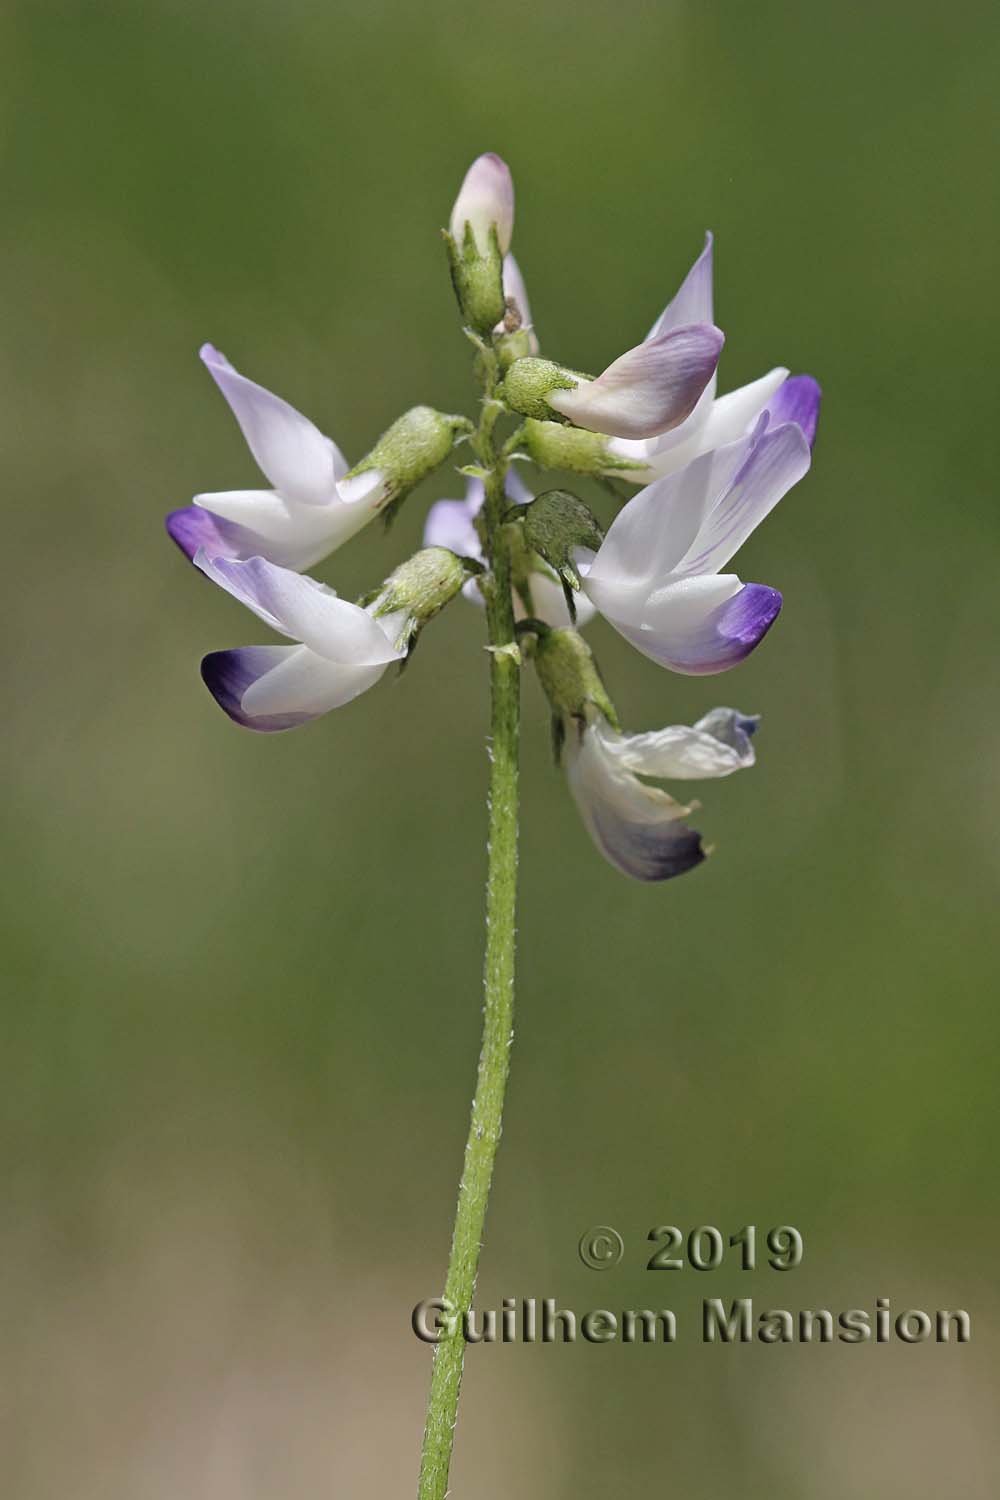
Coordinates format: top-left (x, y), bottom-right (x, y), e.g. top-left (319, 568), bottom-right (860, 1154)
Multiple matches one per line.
top-left (443, 222), bottom-right (506, 335)
top-left (522, 489), bottom-right (603, 586)
top-left (520, 489), bottom-right (604, 621)
top-left (532, 626), bottom-right (620, 739)
top-left (500, 358), bottom-right (583, 422)
top-left (520, 418), bottom-right (649, 478)
top-left (495, 327), bottom-right (537, 370)
top-left (343, 406), bottom-right (472, 520)
top-left (369, 546), bottom-right (480, 655)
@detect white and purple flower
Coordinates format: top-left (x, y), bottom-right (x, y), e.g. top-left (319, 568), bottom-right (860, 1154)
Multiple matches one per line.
top-left (194, 552), bottom-right (406, 732)
top-left (545, 322), bottom-right (726, 441)
top-left (577, 412), bottom-right (812, 674)
top-left (608, 233), bottom-right (821, 479)
top-left (166, 345), bottom-right (387, 572)
top-left (565, 708), bottom-right (759, 881)
top-left (504, 317), bottom-right (726, 443)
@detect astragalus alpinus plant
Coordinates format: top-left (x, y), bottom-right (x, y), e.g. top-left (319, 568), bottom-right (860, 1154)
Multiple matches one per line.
top-left (167, 153), bottom-right (820, 1497)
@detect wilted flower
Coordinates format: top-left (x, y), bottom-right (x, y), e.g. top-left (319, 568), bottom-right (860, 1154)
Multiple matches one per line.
top-left (564, 708), bottom-right (759, 881)
top-left (578, 414), bottom-right (811, 673)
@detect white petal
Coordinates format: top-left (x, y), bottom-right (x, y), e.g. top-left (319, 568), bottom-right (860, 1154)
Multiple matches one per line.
top-left (242, 645), bottom-right (389, 716)
top-left (585, 434), bottom-right (759, 593)
top-left (191, 488), bottom-right (374, 570)
top-left (602, 709), bottom-right (757, 780)
top-left (200, 344), bottom-right (346, 506)
top-left (518, 571), bottom-right (597, 629)
top-left (606, 367), bottom-right (790, 480)
top-left (193, 488), bottom-right (296, 539)
top-left (702, 368), bottom-right (790, 445)
top-left (671, 420), bottom-right (810, 578)
top-left (202, 644), bottom-right (389, 731)
top-left (565, 723), bottom-right (704, 882)
top-left (548, 325), bottom-right (724, 440)
top-left (195, 553), bottom-right (404, 665)
top-left (639, 366), bottom-right (789, 472)
top-left (336, 469), bottom-right (389, 506)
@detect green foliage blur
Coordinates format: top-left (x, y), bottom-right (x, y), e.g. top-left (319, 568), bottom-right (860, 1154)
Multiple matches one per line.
top-left (3, 0), bottom-right (999, 1494)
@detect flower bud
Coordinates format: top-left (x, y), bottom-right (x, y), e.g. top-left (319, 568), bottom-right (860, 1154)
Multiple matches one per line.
top-left (532, 626), bottom-right (619, 734)
top-left (449, 153), bottom-right (514, 256)
top-left (520, 419), bottom-right (649, 479)
top-left (340, 406), bottom-right (472, 518)
top-left (368, 546), bottom-right (481, 654)
top-left (444, 153), bottom-right (513, 334)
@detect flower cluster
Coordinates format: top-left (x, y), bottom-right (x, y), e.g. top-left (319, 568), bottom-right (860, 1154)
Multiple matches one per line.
top-left (167, 153), bottom-right (819, 881)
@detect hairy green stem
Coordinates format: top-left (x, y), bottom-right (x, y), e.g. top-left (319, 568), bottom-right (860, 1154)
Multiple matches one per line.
top-left (416, 350), bottom-right (521, 1500)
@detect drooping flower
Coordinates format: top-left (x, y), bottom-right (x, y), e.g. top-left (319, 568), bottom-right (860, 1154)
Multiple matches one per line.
top-left (167, 347), bottom-right (463, 572)
top-left (423, 470), bottom-right (596, 628)
top-left (606, 234), bottom-right (821, 477)
top-left (577, 413), bottom-right (811, 674)
top-left (564, 708), bottom-right (759, 881)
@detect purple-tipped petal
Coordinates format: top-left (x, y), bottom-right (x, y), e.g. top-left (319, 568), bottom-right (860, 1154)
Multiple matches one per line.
top-left (201, 647), bottom-right (320, 732)
top-left (607, 578), bottom-right (783, 675)
top-left (202, 640), bottom-right (392, 731)
top-left (548, 323), bottom-right (725, 440)
top-left (647, 232), bottom-right (714, 341)
top-left (764, 374), bottom-right (821, 448)
top-left (194, 553), bottom-right (403, 665)
top-left (581, 800), bottom-right (705, 882)
top-left (166, 505), bottom-right (254, 563)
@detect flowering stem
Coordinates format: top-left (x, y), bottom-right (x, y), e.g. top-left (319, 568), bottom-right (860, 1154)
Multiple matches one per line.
top-left (416, 348), bottom-right (520, 1500)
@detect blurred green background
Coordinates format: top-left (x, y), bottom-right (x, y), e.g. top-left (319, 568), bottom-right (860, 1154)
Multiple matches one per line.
top-left (3, 0), bottom-right (999, 1494)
